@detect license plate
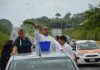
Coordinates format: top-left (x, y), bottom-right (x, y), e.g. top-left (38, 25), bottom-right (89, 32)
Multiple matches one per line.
top-left (90, 59), bottom-right (95, 62)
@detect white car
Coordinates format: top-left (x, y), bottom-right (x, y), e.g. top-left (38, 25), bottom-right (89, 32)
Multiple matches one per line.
top-left (73, 40), bottom-right (100, 64)
top-left (6, 52), bottom-right (79, 70)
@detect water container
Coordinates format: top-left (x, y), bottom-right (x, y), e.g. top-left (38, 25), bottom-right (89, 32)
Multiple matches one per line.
top-left (39, 41), bottom-right (50, 52)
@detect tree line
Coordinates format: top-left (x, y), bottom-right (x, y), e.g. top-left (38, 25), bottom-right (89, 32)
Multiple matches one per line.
top-left (22, 10), bottom-right (86, 36)
top-left (22, 4), bottom-right (100, 40)
top-left (64, 4), bottom-right (100, 40)
top-left (0, 19), bottom-right (13, 52)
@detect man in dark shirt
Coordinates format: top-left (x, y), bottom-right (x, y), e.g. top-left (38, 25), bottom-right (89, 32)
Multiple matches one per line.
top-left (12, 29), bottom-right (32, 54)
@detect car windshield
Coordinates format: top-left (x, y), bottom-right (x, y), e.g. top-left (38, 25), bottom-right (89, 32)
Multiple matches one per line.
top-left (8, 57), bottom-right (77, 70)
top-left (77, 42), bottom-right (99, 50)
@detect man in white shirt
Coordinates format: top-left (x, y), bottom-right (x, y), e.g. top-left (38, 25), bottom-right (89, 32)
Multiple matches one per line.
top-left (34, 25), bottom-right (61, 56)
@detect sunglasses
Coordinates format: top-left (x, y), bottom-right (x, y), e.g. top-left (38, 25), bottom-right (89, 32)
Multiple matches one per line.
top-left (18, 32), bottom-right (24, 34)
top-left (44, 28), bottom-right (48, 31)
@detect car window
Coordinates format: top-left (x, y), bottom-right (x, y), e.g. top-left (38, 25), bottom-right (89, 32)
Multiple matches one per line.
top-left (77, 42), bottom-right (99, 50)
top-left (8, 57), bottom-right (77, 70)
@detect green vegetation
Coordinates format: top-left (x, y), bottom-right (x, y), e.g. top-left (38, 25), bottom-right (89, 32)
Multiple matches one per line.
top-left (21, 23), bottom-right (34, 36)
top-left (22, 4), bottom-right (100, 41)
top-left (22, 13), bottom-right (73, 36)
top-left (65, 5), bottom-right (100, 40)
top-left (0, 19), bottom-right (13, 53)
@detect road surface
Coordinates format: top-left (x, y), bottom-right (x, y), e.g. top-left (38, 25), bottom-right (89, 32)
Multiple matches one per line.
top-left (79, 64), bottom-right (100, 70)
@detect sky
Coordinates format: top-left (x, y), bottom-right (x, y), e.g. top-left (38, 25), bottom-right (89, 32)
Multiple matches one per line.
top-left (0, 0), bottom-right (99, 27)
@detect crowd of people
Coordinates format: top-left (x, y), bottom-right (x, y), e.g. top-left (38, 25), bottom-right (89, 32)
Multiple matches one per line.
top-left (0, 24), bottom-right (76, 70)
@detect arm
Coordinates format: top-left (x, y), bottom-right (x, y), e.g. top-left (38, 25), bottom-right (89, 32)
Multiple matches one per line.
top-left (11, 46), bottom-right (17, 55)
top-left (51, 37), bottom-right (62, 51)
top-left (34, 29), bottom-right (41, 41)
top-left (11, 38), bottom-right (18, 55)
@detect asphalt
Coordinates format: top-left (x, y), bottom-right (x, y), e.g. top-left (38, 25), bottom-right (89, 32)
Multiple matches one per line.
top-left (78, 64), bottom-right (100, 70)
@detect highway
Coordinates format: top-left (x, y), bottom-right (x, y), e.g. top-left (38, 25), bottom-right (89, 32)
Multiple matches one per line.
top-left (79, 64), bottom-right (100, 70)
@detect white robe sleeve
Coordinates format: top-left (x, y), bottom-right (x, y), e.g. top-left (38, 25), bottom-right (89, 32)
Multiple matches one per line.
top-left (34, 29), bottom-right (41, 55)
top-left (34, 29), bottom-right (41, 41)
top-left (50, 37), bottom-right (62, 52)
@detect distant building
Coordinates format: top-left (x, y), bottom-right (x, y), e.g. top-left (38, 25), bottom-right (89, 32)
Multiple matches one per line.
top-left (51, 28), bottom-right (62, 36)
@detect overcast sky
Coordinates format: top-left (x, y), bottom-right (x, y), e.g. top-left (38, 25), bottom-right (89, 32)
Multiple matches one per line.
top-left (0, 0), bottom-right (99, 27)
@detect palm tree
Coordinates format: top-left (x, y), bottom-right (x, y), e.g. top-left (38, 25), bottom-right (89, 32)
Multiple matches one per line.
top-left (63, 12), bottom-right (71, 19)
top-left (55, 13), bottom-right (61, 18)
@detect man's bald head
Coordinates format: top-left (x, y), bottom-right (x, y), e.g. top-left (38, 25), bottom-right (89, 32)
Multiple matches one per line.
top-left (40, 26), bottom-right (49, 36)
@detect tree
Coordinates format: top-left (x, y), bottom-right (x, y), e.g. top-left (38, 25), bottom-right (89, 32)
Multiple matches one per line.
top-left (55, 13), bottom-right (61, 18)
top-left (0, 19), bottom-right (13, 53)
top-left (0, 19), bottom-right (13, 35)
top-left (63, 12), bottom-right (71, 19)
top-left (64, 4), bottom-right (100, 40)
top-left (88, 3), bottom-right (94, 9)
top-left (41, 16), bottom-right (49, 20)
top-left (98, 4), bottom-right (100, 7)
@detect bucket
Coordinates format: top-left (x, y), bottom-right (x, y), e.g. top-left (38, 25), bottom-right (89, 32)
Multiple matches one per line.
top-left (39, 41), bottom-right (50, 52)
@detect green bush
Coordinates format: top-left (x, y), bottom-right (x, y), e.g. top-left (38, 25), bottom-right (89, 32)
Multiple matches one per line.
top-left (0, 32), bottom-right (9, 53)
top-left (0, 19), bottom-right (13, 53)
